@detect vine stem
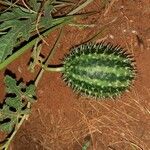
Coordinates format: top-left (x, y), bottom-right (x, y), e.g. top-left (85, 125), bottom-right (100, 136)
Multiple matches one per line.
top-left (34, 28), bottom-right (63, 87)
top-left (68, 0), bottom-right (94, 15)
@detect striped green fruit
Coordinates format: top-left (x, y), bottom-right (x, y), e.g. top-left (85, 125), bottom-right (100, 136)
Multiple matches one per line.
top-left (62, 42), bottom-right (136, 99)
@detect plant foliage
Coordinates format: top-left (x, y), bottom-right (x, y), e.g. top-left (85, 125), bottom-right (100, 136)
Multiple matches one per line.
top-left (0, 75), bottom-right (36, 133)
top-left (0, 0), bottom-right (66, 63)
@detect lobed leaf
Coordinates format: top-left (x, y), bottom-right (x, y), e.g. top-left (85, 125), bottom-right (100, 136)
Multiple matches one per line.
top-left (0, 0), bottom-right (56, 63)
top-left (0, 75), bottom-right (36, 133)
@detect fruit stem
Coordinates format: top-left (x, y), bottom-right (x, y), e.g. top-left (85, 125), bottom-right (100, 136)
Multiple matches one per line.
top-left (42, 65), bottom-right (64, 72)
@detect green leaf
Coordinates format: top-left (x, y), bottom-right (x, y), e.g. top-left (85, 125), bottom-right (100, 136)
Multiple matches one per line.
top-left (0, 7), bottom-right (35, 22)
top-left (5, 75), bottom-right (36, 102)
top-left (24, 84), bottom-right (36, 103)
top-left (5, 76), bottom-right (22, 95)
top-left (0, 122), bottom-right (14, 133)
top-left (28, 0), bottom-right (41, 11)
top-left (0, 75), bottom-right (36, 133)
top-left (0, 7), bottom-right (36, 62)
top-left (40, 1), bottom-right (53, 27)
top-left (0, 0), bottom-right (55, 63)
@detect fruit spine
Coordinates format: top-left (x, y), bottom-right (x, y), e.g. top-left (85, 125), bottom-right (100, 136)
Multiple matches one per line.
top-left (62, 42), bottom-right (136, 99)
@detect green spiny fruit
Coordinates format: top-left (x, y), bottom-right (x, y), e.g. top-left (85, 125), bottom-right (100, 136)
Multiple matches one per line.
top-left (62, 42), bottom-right (136, 99)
